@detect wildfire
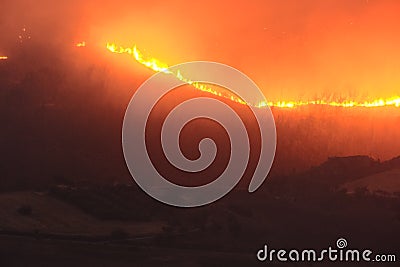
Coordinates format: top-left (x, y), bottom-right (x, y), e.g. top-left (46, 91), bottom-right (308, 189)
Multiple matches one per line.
top-left (0, 56), bottom-right (8, 60)
top-left (107, 43), bottom-right (251, 106)
top-left (106, 42), bottom-right (400, 109)
top-left (258, 97), bottom-right (400, 108)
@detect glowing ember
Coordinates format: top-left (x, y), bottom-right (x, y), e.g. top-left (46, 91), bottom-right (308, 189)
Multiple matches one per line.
top-left (106, 43), bottom-right (400, 109)
top-left (0, 56), bottom-right (7, 60)
top-left (76, 42), bottom-right (86, 47)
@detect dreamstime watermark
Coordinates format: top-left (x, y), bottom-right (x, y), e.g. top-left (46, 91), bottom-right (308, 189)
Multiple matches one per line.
top-left (122, 61), bottom-right (276, 207)
top-left (257, 238), bottom-right (397, 263)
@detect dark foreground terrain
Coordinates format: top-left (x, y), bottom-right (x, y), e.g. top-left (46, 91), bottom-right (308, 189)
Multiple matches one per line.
top-left (0, 156), bottom-right (399, 266)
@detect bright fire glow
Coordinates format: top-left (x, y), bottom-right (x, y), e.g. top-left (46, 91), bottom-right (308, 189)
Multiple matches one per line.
top-left (106, 43), bottom-right (400, 109)
top-left (76, 42), bottom-right (86, 47)
top-left (0, 56), bottom-right (8, 60)
top-left (106, 43), bottom-right (247, 105)
top-left (258, 97), bottom-right (400, 108)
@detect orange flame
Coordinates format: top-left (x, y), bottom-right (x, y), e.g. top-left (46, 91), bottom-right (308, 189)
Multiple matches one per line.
top-left (258, 97), bottom-right (400, 108)
top-left (0, 56), bottom-right (8, 60)
top-left (105, 43), bottom-right (400, 109)
top-left (106, 43), bottom-right (248, 105)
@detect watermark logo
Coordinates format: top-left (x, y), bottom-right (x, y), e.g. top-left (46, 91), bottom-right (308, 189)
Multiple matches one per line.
top-left (122, 61), bottom-right (276, 207)
top-left (257, 238), bottom-right (397, 263)
top-left (336, 237), bottom-right (348, 249)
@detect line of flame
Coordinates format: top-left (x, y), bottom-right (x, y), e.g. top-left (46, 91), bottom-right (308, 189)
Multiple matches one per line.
top-left (258, 98), bottom-right (400, 108)
top-left (0, 56), bottom-right (8, 60)
top-left (106, 43), bottom-right (248, 105)
top-left (106, 43), bottom-right (400, 109)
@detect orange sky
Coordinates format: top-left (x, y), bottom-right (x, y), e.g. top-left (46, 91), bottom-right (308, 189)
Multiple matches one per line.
top-left (2, 0), bottom-right (400, 101)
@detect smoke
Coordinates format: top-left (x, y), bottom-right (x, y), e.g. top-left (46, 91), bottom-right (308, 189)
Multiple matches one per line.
top-left (1, 0), bottom-right (400, 101)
